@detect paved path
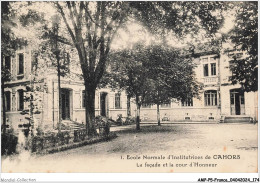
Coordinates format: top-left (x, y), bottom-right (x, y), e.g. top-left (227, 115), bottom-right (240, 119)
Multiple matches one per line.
top-left (2, 123), bottom-right (258, 173)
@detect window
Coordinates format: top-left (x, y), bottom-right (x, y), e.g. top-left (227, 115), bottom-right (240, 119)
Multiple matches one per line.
top-left (62, 52), bottom-right (70, 73)
top-left (211, 63), bottom-right (216, 76)
top-left (204, 90), bottom-right (217, 106)
top-left (18, 53), bottom-right (24, 75)
top-left (5, 56), bottom-right (11, 72)
top-left (115, 93), bottom-right (121, 109)
top-left (203, 64), bottom-right (209, 76)
top-left (82, 90), bottom-right (86, 108)
top-left (230, 93), bottom-right (234, 105)
top-left (181, 98), bottom-right (193, 107)
top-left (161, 100), bottom-right (171, 108)
top-left (142, 104), bottom-right (151, 108)
top-left (17, 89), bottom-right (24, 111)
top-left (31, 53), bottom-right (38, 71)
top-left (202, 56), bottom-right (218, 77)
top-left (236, 53), bottom-right (243, 59)
top-left (5, 91), bottom-right (11, 111)
top-left (240, 95), bottom-right (245, 105)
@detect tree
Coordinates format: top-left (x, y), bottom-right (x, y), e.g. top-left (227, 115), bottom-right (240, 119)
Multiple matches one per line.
top-left (20, 76), bottom-right (44, 137)
top-left (109, 44), bottom-right (201, 129)
top-left (1, 2), bottom-right (26, 135)
top-left (53, 1), bottom-right (229, 135)
top-left (40, 14), bottom-right (71, 132)
top-left (228, 1), bottom-right (258, 92)
top-left (52, 2), bottom-right (132, 135)
top-left (11, 1), bottom-right (228, 135)
top-left (143, 45), bottom-right (201, 126)
top-left (108, 44), bottom-right (153, 130)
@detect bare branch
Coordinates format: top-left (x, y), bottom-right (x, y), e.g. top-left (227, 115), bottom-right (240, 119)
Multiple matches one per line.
top-left (66, 2), bottom-right (78, 33)
top-left (56, 37), bottom-right (73, 46)
top-left (93, 2), bottom-right (101, 49)
top-left (85, 3), bottom-right (101, 27)
top-left (94, 2), bottom-right (106, 85)
top-left (55, 2), bottom-right (77, 46)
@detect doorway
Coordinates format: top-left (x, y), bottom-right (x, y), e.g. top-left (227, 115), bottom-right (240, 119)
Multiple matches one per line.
top-left (61, 88), bottom-right (70, 120)
top-left (100, 92), bottom-right (108, 117)
top-left (230, 89), bottom-right (245, 115)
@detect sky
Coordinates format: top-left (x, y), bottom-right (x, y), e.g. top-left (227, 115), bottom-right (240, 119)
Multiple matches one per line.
top-left (110, 11), bottom-right (236, 50)
top-left (9, 1), bottom-right (236, 51)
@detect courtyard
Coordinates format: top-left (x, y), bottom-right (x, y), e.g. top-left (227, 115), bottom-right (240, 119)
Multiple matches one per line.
top-left (2, 123), bottom-right (258, 173)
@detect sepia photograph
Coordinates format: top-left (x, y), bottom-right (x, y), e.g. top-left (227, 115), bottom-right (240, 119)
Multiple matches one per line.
top-left (1, 0), bottom-right (258, 181)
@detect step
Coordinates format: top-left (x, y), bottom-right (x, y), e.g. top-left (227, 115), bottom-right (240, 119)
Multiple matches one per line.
top-left (62, 120), bottom-right (84, 130)
top-left (224, 116), bottom-right (252, 123)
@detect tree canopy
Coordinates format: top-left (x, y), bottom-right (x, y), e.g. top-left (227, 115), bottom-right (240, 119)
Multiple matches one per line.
top-left (4, 1), bottom-right (255, 134)
top-left (108, 43), bottom-right (201, 128)
top-left (228, 1), bottom-right (258, 92)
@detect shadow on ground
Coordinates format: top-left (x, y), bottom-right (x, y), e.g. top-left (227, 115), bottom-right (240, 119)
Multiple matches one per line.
top-left (115, 124), bottom-right (195, 135)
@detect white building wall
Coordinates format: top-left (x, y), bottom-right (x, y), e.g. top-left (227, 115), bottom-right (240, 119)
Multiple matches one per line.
top-left (4, 46), bottom-right (258, 131)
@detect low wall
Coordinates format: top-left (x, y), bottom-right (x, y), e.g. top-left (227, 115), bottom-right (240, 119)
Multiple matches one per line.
top-left (140, 107), bottom-right (221, 122)
top-left (31, 129), bottom-right (116, 154)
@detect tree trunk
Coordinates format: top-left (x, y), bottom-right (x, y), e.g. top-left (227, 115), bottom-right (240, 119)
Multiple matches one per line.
top-left (1, 76), bottom-right (6, 135)
top-left (53, 23), bottom-right (62, 133)
top-left (84, 83), bottom-right (97, 136)
top-left (136, 98), bottom-right (141, 131)
top-left (157, 103), bottom-right (161, 126)
top-left (1, 53), bottom-right (6, 135)
top-left (57, 61), bottom-right (61, 133)
top-left (29, 93), bottom-right (35, 135)
top-left (127, 95), bottom-right (131, 117)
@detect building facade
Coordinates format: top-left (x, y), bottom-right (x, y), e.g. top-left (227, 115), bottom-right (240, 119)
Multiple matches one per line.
top-left (2, 46), bottom-right (258, 131)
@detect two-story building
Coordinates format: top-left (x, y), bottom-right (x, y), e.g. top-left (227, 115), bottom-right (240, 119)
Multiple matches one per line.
top-left (138, 49), bottom-right (257, 123)
top-left (2, 45), bottom-right (257, 131)
top-left (2, 46), bottom-right (129, 131)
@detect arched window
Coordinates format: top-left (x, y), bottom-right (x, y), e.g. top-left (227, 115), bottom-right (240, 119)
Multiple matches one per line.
top-left (204, 90), bottom-right (217, 106)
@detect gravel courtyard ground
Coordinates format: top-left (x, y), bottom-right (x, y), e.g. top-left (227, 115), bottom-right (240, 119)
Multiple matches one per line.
top-left (2, 123), bottom-right (258, 173)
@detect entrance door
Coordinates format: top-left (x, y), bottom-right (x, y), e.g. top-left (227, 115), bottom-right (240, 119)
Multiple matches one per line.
top-left (230, 89), bottom-right (245, 115)
top-left (100, 92), bottom-right (107, 117)
top-left (61, 89), bottom-right (70, 120)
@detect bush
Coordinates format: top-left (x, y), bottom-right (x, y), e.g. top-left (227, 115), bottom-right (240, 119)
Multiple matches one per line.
top-left (1, 133), bottom-right (18, 155)
top-left (74, 129), bottom-right (87, 142)
top-left (116, 116), bottom-right (135, 126)
top-left (99, 123), bottom-right (110, 137)
top-left (31, 131), bottom-right (73, 153)
top-left (125, 116), bottom-right (135, 124)
top-left (95, 116), bottom-right (111, 127)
